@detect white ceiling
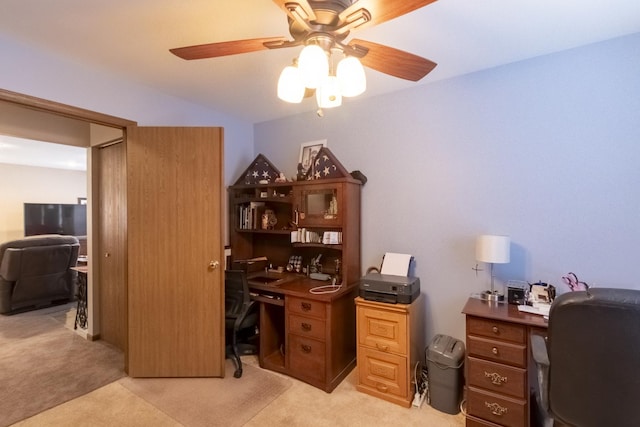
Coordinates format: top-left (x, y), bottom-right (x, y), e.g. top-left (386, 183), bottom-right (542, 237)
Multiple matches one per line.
top-left (2, 0), bottom-right (640, 124)
top-left (0, 135), bottom-right (87, 171)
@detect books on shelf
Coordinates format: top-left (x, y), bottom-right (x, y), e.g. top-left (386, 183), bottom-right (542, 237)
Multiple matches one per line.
top-left (237, 202), bottom-right (265, 230)
top-left (291, 229), bottom-right (342, 244)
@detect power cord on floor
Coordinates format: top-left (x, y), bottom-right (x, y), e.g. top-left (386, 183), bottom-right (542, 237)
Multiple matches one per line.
top-left (411, 361), bottom-right (429, 408)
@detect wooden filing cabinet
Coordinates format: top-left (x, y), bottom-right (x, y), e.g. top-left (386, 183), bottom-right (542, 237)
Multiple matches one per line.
top-left (462, 298), bottom-right (548, 427)
top-left (355, 296), bottom-right (424, 408)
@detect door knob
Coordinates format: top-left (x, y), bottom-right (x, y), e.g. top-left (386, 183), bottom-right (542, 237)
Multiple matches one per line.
top-left (104, 252), bottom-right (110, 258)
top-left (209, 260), bottom-right (220, 270)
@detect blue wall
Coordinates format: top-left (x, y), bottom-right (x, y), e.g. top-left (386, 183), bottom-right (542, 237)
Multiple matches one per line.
top-left (254, 33), bottom-right (640, 341)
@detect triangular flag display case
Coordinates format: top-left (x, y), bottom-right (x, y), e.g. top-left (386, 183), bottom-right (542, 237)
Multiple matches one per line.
top-left (301, 147), bottom-right (350, 181)
top-left (235, 153), bottom-right (282, 186)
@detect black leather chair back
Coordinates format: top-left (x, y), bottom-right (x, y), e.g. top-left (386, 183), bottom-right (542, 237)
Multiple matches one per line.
top-left (225, 270), bottom-right (249, 317)
top-left (546, 288), bottom-right (640, 427)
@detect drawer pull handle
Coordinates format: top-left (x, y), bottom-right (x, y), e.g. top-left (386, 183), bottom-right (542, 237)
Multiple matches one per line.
top-left (301, 322), bottom-right (312, 331)
top-left (301, 344), bottom-right (312, 353)
top-left (492, 347), bottom-right (499, 356)
top-left (301, 302), bottom-right (312, 311)
top-left (492, 325), bottom-right (499, 334)
top-left (375, 383), bottom-right (388, 393)
top-left (375, 343), bottom-right (390, 352)
top-left (485, 401), bottom-right (508, 416)
top-left (484, 371), bottom-right (508, 385)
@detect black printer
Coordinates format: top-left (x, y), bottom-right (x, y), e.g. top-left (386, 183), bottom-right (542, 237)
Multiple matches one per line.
top-left (359, 272), bottom-right (420, 304)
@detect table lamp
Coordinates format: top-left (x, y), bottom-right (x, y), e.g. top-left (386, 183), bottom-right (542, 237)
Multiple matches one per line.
top-left (476, 235), bottom-right (510, 302)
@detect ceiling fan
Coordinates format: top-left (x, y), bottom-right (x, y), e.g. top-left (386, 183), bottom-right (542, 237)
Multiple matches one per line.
top-left (170, 0), bottom-right (438, 82)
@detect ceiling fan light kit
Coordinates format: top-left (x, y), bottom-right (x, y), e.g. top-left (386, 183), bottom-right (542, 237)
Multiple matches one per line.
top-left (298, 44), bottom-right (329, 89)
top-left (278, 44), bottom-right (365, 108)
top-left (171, 0), bottom-right (439, 112)
top-left (277, 64), bottom-right (306, 103)
top-left (316, 74), bottom-right (343, 108)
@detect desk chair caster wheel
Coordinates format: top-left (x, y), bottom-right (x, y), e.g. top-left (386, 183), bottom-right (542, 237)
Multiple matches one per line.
top-left (233, 367), bottom-right (243, 378)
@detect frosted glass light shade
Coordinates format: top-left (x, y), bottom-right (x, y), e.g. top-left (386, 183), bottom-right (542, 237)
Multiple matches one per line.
top-left (277, 65), bottom-right (305, 103)
top-left (298, 44), bottom-right (328, 89)
top-left (476, 235), bottom-right (510, 264)
top-left (316, 75), bottom-right (342, 109)
top-left (336, 56), bottom-right (366, 97)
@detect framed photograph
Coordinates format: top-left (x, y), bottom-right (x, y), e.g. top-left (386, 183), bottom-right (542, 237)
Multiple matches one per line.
top-left (298, 140), bottom-right (327, 178)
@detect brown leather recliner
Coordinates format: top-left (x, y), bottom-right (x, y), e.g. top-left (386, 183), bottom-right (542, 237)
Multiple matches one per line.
top-left (0, 234), bottom-right (79, 315)
top-left (531, 288), bottom-right (640, 427)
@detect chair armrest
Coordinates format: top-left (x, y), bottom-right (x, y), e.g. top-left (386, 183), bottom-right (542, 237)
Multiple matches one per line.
top-left (531, 334), bottom-right (549, 366)
top-left (531, 334), bottom-right (550, 414)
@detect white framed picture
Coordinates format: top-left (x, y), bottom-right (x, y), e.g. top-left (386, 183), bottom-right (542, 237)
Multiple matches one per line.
top-left (298, 139), bottom-right (327, 178)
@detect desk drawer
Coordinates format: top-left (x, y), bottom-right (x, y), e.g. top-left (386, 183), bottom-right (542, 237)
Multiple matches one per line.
top-left (467, 386), bottom-right (526, 427)
top-left (467, 357), bottom-right (526, 399)
top-left (288, 334), bottom-right (325, 382)
top-left (357, 306), bottom-right (407, 355)
top-left (467, 336), bottom-right (527, 368)
top-left (467, 316), bottom-right (525, 344)
top-left (289, 314), bottom-right (326, 341)
top-left (288, 296), bottom-right (326, 319)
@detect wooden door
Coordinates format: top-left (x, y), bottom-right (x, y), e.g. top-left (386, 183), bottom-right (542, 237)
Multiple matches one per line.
top-left (126, 127), bottom-right (225, 377)
top-left (97, 141), bottom-right (127, 352)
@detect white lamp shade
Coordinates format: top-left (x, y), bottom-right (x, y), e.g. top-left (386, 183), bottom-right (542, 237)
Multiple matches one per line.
top-left (316, 75), bottom-right (342, 109)
top-left (277, 65), bottom-right (305, 103)
top-left (298, 44), bottom-right (328, 89)
top-left (476, 235), bottom-right (510, 264)
top-left (336, 56), bottom-right (366, 97)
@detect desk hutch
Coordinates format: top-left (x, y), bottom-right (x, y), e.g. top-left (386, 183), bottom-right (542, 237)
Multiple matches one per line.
top-left (228, 152), bottom-right (361, 392)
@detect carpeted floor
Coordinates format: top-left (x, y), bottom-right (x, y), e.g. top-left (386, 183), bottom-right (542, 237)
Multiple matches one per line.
top-left (0, 304), bottom-right (125, 427)
top-left (4, 305), bottom-right (466, 426)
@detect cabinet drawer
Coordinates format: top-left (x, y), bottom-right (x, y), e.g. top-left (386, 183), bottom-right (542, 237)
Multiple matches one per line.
top-left (288, 296), bottom-right (326, 319)
top-left (357, 306), bottom-right (407, 355)
top-left (467, 357), bottom-right (526, 399)
top-left (288, 334), bottom-right (325, 382)
top-left (467, 336), bottom-right (527, 368)
top-left (467, 386), bottom-right (526, 427)
top-left (357, 346), bottom-right (408, 399)
top-left (288, 314), bottom-right (326, 341)
top-left (465, 415), bottom-right (504, 427)
top-left (467, 316), bottom-right (525, 344)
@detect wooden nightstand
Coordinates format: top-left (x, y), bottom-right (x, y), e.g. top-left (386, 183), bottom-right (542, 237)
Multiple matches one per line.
top-left (355, 296), bottom-right (424, 407)
top-left (462, 298), bottom-right (548, 427)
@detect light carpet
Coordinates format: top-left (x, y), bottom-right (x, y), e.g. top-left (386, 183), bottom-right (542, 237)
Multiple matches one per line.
top-left (117, 359), bottom-right (293, 427)
top-left (0, 304), bottom-right (125, 427)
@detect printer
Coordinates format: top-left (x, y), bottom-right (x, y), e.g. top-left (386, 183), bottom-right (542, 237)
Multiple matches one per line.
top-left (359, 272), bottom-right (420, 304)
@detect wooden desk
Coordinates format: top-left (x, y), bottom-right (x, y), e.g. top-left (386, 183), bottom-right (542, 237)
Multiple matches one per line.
top-left (71, 265), bottom-right (88, 330)
top-left (248, 272), bottom-right (358, 393)
top-left (462, 298), bottom-right (548, 427)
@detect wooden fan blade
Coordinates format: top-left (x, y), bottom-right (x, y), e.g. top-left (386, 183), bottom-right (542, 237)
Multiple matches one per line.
top-left (170, 37), bottom-right (289, 60)
top-left (339, 0), bottom-right (437, 31)
top-left (350, 39), bottom-right (436, 81)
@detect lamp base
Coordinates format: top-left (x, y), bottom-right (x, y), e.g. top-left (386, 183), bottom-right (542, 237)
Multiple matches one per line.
top-left (481, 290), bottom-right (505, 302)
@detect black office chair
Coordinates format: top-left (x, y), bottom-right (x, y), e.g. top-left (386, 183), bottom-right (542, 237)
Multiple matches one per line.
top-left (531, 288), bottom-right (640, 427)
top-left (225, 269), bottom-right (258, 378)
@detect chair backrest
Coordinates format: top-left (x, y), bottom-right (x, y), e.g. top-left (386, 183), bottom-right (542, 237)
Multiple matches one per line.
top-left (224, 270), bottom-right (250, 316)
top-left (0, 234), bottom-right (80, 313)
top-left (547, 288), bottom-right (640, 427)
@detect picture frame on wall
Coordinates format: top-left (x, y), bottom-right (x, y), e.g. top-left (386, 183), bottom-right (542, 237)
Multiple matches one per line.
top-left (298, 140), bottom-right (327, 178)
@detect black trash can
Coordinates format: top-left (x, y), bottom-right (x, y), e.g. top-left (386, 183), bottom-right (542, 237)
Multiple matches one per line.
top-left (426, 334), bottom-right (465, 414)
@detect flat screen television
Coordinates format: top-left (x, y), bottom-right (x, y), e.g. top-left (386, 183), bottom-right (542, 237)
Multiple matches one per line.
top-left (24, 203), bottom-right (87, 237)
